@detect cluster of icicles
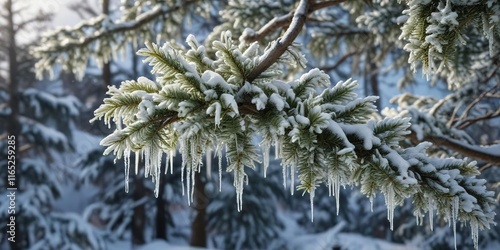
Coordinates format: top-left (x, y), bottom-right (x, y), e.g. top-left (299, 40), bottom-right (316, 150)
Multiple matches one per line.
top-left (121, 143), bottom-right (480, 250)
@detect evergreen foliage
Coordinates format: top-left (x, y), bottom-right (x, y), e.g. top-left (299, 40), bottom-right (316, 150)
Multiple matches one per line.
top-left (0, 85), bottom-right (106, 250)
top-left (90, 31), bottom-right (495, 248)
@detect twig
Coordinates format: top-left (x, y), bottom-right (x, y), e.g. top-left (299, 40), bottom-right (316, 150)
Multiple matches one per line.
top-left (320, 51), bottom-right (356, 72)
top-left (456, 84), bottom-right (499, 124)
top-left (456, 109), bottom-right (500, 129)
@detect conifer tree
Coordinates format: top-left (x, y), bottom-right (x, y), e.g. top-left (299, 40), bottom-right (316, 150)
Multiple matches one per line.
top-left (0, 1), bottom-right (104, 249)
top-left (34, 1), bottom-right (499, 249)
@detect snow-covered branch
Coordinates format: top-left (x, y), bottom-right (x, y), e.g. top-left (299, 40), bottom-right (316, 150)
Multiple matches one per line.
top-left (91, 32), bottom-right (496, 249)
top-left (246, 0), bottom-right (311, 82)
top-left (241, 0), bottom-right (348, 44)
top-left (33, 0), bottom-right (202, 79)
top-left (407, 132), bottom-right (500, 166)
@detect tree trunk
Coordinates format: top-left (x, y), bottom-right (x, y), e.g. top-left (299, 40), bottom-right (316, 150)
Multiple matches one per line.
top-left (101, 0), bottom-right (112, 89)
top-left (155, 176), bottom-right (167, 240)
top-left (190, 173), bottom-right (207, 247)
top-left (369, 61), bottom-right (380, 110)
top-left (6, 0), bottom-right (22, 249)
top-left (131, 175), bottom-right (146, 246)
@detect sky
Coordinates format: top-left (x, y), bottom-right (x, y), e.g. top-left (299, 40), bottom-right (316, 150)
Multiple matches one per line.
top-left (28, 0), bottom-right (86, 27)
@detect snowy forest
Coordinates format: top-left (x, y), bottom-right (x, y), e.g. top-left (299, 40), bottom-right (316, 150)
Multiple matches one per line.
top-left (1, 0), bottom-right (499, 249)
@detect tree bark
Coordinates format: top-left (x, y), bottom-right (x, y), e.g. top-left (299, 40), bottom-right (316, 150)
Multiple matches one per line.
top-left (155, 176), bottom-right (167, 240)
top-left (189, 173), bottom-right (207, 247)
top-left (101, 0), bottom-right (112, 89)
top-left (369, 61), bottom-right (380, 110)
top-left (131, 175), bottom-right (146, 246)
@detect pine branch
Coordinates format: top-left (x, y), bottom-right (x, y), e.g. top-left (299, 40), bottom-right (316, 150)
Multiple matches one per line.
top-left (246, 0), bottom-right (312, 82)
top-left (456, 109), bottom-right (500, 130)
top-left (407, 132), bottom-right (500, 165)
top-left (42, 1), bottom-right (198, 50)
top-left (242, 0), bottom-right (348, 44)
top-left (319, 51), bottom-right (357, 72)
top-left (455, 83), bottom-right (499, 128)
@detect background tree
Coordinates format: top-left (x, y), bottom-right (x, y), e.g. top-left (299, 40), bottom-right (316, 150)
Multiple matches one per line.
top-left (0, 0), bottom-right (105, 249)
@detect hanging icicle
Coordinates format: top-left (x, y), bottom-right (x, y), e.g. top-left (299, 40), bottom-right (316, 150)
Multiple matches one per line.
top-left (234, 164), bottom-right (245, 212)
top-left (206, 147), bottom-right (212, 179)
top-left (428, 197), bottom-right (434, 231)
top-left (124, 148), bottom-right (131, 193)
top-left (310, 188), bottom-right (315, 222)
top-left (386, 186), bottom-right (395, 231)
top-left (452, 196), bottom-right (459, 250)
top-left (282, 163), bottom-right (287, 190)
top-left (169, 149), bottom-right (175, 175)
top-left (135, 151), bottom-right (140, 175)
top-left (262, 142), bottom-right (270, 178)
top-left (471, 220), bottom-right (479, 250)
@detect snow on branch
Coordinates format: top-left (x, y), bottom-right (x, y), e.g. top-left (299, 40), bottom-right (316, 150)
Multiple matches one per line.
top-left (241, 0), bottom-right (348, 45)
top-left (33, 0), bottom-right (201, 79)
top-left (400, 0), bottom-right (500, 85)
top-left (92, 32), bottom-right (496, 249)
top-left (246, 0), bottom-right (311, 82)
top-left (386, 91), bottom-right (500, 166)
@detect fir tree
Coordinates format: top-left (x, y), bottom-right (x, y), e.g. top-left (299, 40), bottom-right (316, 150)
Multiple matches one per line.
top-left (0, 1), bottom-right (104, 249)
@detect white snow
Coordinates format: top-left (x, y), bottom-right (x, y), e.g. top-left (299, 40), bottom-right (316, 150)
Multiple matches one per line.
top-left (340, 123), bottom-right (380, 150)
top-left (220, 93), bottom-right (239, 115)
top-left (269, 93), bottom-right (285, 111)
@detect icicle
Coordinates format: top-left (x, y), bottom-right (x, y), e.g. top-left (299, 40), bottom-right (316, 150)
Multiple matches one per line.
top-left (187, 142), bottom-right (195, 205)
top-left (218, 147), bottom-right (222, 192)
top-left (310, 188), bottom-right (315, 222)
top-left (428, 197), bottom-right (434, 231)
top-left (186, 160), bottom-right (191, 206)
top-left (234, 166), bottom-right (245, 212)
top-left (290, 164), bottom-right (295, 195)
top-left (274, 138), bottom-right (282, 159)
top-left (471, 220), bottom-right (479, 250)
top-left (416, 212), bottom-right (420, 226)
top-left (155, 149), bottom-right (162, 198)
top-left (124, 148), bottom-right (131, 193)
top-left (370, 196), bottom-right (374, 213)
top-left (206, 147), bottom-right (212, 179)
top-left (181, 142), bottom-right (186, 197)
top-left (191, 163), bottom-right (196, 204)
top-left (386, 187), bottom-right (395, 231)
top-left (275, 139), bottom-right (279, 158)
top-left (262, 142), bottom-right (270, 178)
top-left (282, 164), bottom-right (287, 190)
top-left (278, 140), bottom-right (283, 158)
top-left (335, 175), bottom-right (340, 216)
top-left (168, 149), bottom-right (175, 174)
top-left (326, 171), bottom-right (340, 215)
top-left (452, 196), bottom-right (459, 250)
top-left (144, 147), bottom-right (151, 178)
top-left (135, 151), bottom-right (140, 175)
